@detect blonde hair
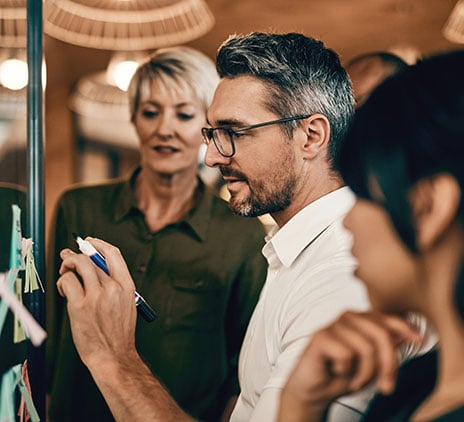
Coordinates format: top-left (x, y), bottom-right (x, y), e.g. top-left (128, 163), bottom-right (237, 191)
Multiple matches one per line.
top-left (128, 46), bottom-right (219, 121)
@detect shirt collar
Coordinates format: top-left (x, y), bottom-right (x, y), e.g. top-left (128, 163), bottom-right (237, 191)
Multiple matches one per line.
top-left (112, 168), bottom-right (139, 222)
top-left (264, 186), bottom-right (355, 268)
top-left (112, 167), bottom-right (213, 242)
top-left (183, 181), bottom-right (214, 242)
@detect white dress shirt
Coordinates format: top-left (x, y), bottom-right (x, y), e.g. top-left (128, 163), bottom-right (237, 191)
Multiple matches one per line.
top-left (230, 187), bottom-right (370, 421)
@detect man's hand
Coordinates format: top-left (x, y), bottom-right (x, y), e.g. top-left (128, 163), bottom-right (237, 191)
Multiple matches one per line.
top-left (278, 311), bottom-right (423, 421)
top-left (56, 238), bottom-right (194, 421)
top-left (56, 238), bottom-right (138, 368)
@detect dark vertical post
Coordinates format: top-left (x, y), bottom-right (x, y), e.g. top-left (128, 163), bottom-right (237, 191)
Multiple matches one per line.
top-left (26, 0), bottom-right (45, 419)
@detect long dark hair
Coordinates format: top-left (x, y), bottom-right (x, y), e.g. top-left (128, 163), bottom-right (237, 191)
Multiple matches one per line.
top-left (337, 50), bottom-right (464, 317)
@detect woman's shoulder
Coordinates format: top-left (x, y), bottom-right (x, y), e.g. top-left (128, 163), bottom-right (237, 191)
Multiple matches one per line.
top-left (59, 177), bottom-right (128, 203)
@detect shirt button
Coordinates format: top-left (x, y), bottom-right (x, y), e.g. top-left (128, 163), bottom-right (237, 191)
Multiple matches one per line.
top-left (144, 234), bottom-right (153, 242)
top-left (137, 264), bottom-right (147, 273)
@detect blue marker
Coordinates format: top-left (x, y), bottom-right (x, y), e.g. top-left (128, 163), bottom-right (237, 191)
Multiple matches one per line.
top-left (72, 233), bottom-right (157, 322)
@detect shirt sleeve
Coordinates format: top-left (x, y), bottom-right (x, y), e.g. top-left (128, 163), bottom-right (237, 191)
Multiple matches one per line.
top-left (251, 269), bottom-right (370, 421)
top-left (248, 388), bottom-right (281, 422)
top-left (326, 384), bottom-right (377, 422)
top-left (243, 387), bottom-right (372, 422)
top-left (267, 271), bottom-right (369, 392)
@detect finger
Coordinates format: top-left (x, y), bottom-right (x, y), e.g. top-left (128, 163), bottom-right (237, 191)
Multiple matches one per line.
top-left (288, 329), bottom-right (356, 400)
top-left (328, 318), bottom-right (392, 392)
top-left (58, 249), bottom-right (76, 275)
top-left (305, 330), bottom-right (357, 378)
top-left (60, 248), bottom-right (76, 259)
top-left (313, 332), bottom-right (358, 381)
top-left (58, 248), bottom-right (79, 275)
top-left (343, 313), bottom-right (423, 349)
top-left (363, 314), bottom-right (422, 393)
top-left (320, 312), bottom-right (406, 391)
top-left (374, 313), bottom-right (423, 345)
top-left (59, 252), bottom-right (103, 293)
top-left (338, 312), bottom-right (421, 393)
top-left (56, 271), bottom-right (84, 300)
top-left (86, 237), bottom-right (135, 291)
top-left (329, 323), bottom-right (374, 376)
top-left (334, 313), bottom-right (398, 392)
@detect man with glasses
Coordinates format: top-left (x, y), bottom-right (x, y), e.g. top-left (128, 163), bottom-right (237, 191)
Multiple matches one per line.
top-left (200, 32), bottom-right (371, 421)
top-left (56, 32), bottom-right (371, 421)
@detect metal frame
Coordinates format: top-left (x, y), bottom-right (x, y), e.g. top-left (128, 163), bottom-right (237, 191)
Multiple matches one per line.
top-left (26, 0), bottom-right (45, 418)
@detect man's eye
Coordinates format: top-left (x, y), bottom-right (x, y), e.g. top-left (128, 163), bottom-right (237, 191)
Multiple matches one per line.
top-left (231, 131), bottom-right (246, 139)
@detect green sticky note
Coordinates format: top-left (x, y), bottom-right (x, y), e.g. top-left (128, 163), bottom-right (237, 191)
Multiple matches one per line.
top-left (9, 205), bottom-right (24, 270)
top-left (0, 364), bottom-right (21, 421)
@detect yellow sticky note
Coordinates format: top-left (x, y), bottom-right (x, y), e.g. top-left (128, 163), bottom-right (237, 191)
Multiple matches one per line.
top-left (13, 277), bottom-right (26, 344)
top-left (24, 248), bottom-right (40, 293)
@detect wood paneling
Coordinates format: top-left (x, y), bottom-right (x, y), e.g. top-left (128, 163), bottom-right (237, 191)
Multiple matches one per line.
top-left (43, 0), bottom-right (462, 232)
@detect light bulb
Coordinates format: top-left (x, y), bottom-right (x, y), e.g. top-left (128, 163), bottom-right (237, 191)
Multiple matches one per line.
top-left (0, 58), bottom-right (28, 90)
top-left (111, 60), bottom-right (139, 91)
top-left (106, 51), bottom-right (148, 91)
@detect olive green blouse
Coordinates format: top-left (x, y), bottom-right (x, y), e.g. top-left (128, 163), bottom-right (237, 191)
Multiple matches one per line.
top-left (46, 170), bottom-right (267, 421)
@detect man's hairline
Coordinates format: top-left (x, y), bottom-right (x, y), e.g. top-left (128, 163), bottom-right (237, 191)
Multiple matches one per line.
top-left (206, 75), bottom-right (281, 126)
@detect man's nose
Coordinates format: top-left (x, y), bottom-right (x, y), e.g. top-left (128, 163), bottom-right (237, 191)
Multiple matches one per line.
top-left (204, 141), bottom-right (232, 168)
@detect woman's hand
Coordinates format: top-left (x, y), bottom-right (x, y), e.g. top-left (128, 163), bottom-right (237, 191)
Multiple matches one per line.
top-left (278, 311), bottom-right (423, 421)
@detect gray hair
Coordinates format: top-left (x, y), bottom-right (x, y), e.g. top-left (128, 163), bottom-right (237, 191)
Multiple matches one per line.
top-left (128, 46), bottom-right (219, 121)
top-left (215, 32), bottom-right (355, 166)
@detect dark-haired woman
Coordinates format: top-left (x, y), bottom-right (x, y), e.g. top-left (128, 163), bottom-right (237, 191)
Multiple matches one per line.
top-left (279, 50), bottom-right (464, 421)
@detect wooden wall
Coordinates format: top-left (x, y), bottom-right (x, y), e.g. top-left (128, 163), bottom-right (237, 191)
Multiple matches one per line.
top-left (43, 0), bottom-right (460, 234)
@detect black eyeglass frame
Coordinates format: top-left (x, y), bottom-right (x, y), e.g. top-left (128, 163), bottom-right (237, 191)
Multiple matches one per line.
top-left (201, 114), bottom-right (311, 158)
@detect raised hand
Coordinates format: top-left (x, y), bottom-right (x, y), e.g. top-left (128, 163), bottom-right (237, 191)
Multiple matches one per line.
top-left (56, 238), bottom-right (194, 421)
top-left (56, 238), bottom-right (138, 368)
top-left (278, 311), bottom-right (423, 421)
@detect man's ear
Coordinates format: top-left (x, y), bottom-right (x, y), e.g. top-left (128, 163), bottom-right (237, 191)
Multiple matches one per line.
top-left (300, 114), bottom-right (331, 159)
top-left (412, 173), bottom-right (461, 250)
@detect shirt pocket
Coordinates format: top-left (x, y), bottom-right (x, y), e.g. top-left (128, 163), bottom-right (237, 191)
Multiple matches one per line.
top-left (165, 276), bottom-right (224, 332)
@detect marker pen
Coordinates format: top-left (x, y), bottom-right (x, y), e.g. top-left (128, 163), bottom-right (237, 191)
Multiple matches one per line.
top-left (72, 233), bottom-right (157, 322)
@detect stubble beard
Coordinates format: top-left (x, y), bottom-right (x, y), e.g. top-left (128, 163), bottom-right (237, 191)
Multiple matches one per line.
top-left (228, 168), bottom-right (297, 218)
top-left (223, 140), bottom-right (298, 218)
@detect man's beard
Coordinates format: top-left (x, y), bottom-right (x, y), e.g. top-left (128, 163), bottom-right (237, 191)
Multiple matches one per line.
top-left (221, 167), bottom-right (297, 218)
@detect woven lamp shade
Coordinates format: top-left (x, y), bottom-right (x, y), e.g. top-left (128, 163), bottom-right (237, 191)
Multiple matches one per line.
top-left (44, 0), bottom-right (215, 50)
top-left (69, 71), bottom-right (138, 148)
top-left (0, 0), bottom-right (27, 48)
top-left (443, 0), bottom-right (464, 44)
top-left (0, 84), bottom-right (25, 119)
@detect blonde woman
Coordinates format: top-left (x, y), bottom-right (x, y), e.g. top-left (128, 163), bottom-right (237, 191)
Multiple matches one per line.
top-left (47, 47), bottom-right (267, 422)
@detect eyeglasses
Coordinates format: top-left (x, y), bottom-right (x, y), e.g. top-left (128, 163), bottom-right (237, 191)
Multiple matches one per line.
top-left (201, 114), bottom-right (311, 158)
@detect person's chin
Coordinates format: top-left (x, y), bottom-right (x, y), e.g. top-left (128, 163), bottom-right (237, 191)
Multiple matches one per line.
top-left (229, 192), bottom-right (252, 216)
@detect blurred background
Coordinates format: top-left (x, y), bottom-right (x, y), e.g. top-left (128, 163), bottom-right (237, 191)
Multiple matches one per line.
top-left (0, 0), bottom-right (463, 236)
